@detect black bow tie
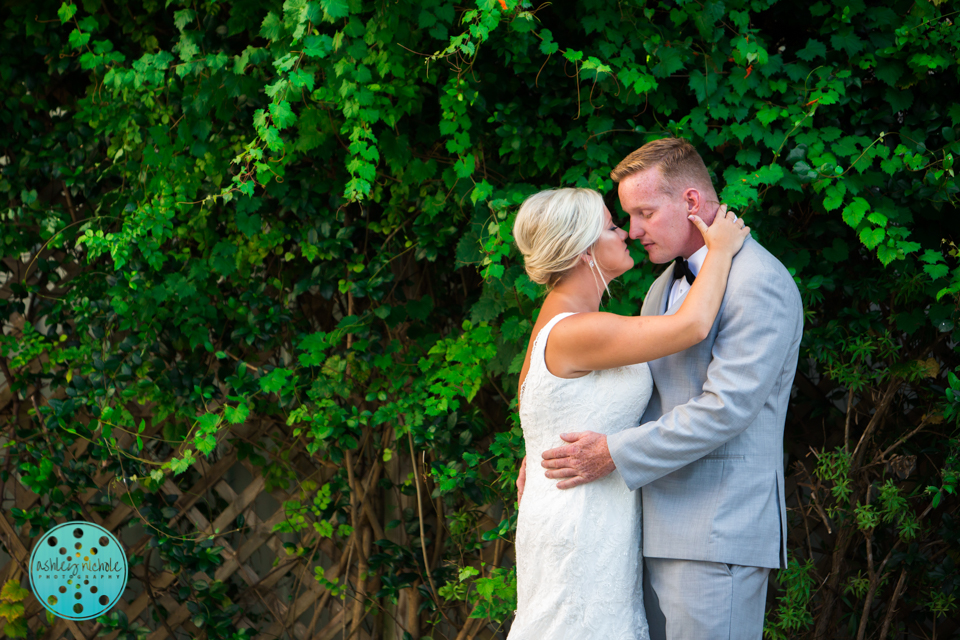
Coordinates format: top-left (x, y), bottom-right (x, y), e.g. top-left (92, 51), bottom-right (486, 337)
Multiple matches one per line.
top-left (673, 257), bottom-right (696, 285)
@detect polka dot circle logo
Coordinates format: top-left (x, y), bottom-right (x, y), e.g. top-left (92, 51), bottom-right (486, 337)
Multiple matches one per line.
top-left (28, 521), bottom-right (128, 621)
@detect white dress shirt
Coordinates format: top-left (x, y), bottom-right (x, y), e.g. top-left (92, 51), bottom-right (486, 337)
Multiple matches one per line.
top-left (667, 245), bottom-right (708, 309)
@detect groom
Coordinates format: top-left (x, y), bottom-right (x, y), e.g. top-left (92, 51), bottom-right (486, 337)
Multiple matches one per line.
top-left (535, 137), bottom-right (803, 639)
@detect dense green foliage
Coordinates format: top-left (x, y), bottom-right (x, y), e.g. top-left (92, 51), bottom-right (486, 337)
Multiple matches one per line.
top-left (2, 0), bottom-right (960, 638)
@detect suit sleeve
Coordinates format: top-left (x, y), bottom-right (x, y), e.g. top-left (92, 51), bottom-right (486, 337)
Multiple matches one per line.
top-left (608, 262), bottom-right (802, 491)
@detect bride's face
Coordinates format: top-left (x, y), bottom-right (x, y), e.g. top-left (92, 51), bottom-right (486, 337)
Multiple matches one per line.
top-left (589, 207), bottom-right (634, 280)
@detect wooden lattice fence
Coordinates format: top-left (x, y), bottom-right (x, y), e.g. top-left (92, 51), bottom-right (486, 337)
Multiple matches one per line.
top-left (0, 366), bottom-right (501, 640)
top-left (1, 406), bottom-right (357, 640)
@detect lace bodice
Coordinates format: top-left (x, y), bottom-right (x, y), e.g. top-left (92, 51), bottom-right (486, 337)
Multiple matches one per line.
top-left (509, 312), bottom-right (653, 640)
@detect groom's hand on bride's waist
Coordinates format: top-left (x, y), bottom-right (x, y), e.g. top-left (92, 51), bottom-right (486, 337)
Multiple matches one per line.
top-left (541, 432), bottom-right (615, 489)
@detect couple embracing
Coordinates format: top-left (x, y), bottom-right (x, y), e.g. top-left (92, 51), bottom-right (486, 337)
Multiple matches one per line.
top-left (508, 137), bottom-right (803, 640)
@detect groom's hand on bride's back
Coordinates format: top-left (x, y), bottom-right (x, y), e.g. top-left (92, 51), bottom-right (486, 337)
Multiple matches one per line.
top-left (541, 432), bottom-right (615, 489)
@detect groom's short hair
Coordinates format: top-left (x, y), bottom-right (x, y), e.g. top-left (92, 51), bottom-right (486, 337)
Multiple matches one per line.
top-left (610, 137), bottom-right (713, 197)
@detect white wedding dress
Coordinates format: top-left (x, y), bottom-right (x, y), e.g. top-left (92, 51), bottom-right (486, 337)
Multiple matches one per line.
top-left (509, 312), bottom-right (653, 640)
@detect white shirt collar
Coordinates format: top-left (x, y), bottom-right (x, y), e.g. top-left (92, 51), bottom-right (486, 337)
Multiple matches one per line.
top-left (685, 245), bottom-right (708, 277)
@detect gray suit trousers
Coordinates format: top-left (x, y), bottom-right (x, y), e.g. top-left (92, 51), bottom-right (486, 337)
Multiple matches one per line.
top-left (644, 557), bottom-right (770, 640)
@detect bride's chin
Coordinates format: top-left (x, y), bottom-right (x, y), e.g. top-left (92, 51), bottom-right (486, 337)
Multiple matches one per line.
top-left (609, 266), bottom-right (631, 281)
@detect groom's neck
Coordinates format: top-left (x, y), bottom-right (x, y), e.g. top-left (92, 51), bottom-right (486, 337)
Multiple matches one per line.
top-left (680, 237), bottom-right (706, 260)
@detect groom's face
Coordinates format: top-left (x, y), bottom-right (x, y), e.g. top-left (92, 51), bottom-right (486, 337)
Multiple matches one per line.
top-left (617, 167), bottom-right (702, 264)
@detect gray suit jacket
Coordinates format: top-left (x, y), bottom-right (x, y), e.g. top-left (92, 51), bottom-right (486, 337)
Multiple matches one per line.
top-left (608, 237), bottom-right (802, 570)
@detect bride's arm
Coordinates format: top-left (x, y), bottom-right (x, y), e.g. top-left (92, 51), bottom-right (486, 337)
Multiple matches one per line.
top-left (547, 207), bottom-right (749, 375)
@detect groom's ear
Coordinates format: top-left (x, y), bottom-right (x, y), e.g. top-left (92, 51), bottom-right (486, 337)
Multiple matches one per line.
top-left (681, 187), bottom-right (702, 214)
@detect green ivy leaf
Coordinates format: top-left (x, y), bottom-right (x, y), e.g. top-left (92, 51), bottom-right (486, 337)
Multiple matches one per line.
top-left (654, 46), bottom-right (684, 76)
top-left (210, 241), bottom-right (237, 276)
top-left (874, 59), bottom-right (904, 86)
top-left (321, 0), bottom-right (350, 20)
top-left (822, 238), bottom-right (849, 263)
top-left (511, 14), bottom-right (535, 32)
top-left (68, 29), bottom-right (91, 49)
top-left (897, 240), bottom-right (920, 255)
top-left (58, 2), bottom-right (77, 23)
top-left (454, 155), bottom-right (476, 178)
top-left (830, 31), bottom-right (863, 56)
top-left (756, 107), bottom-right (781, 127)
top-left (263, 126), bottom-right (283, 151)
top-left (539, 29), bottom-right (559, 55)
top-left (418, 8), bottom-right (437, 29)
top-left (832, 137), bottom-right (860, 159)
top-left (265, 78), bottom-right (289, 99)
top-left (823, 184), bottom-right (845, 211)
top-left (471, 179), bottom-right (494, 204)
top-left (269, 100), bottom-right (297, 129)
top-left (273, 52), bottom-right (298, 73)
top-left (260, 367), bottom-right (294, 393)
top-left (842, 197), bottom-right (870, 228)
top-left (304, 34), bottom-right (333, 58)
top-left (866, 211), bottom-right (888, 228)
top-left (877, 243), bottom-right (897, 266)
top-left (885, 87), bottom-right (914, 113)
top-left (169, 449), bottom-right (197, 475)
top-left (298, 333), bottom-right (331, 367)
top-left (785, 144), bottom-right (808, 165)
top-left (173, 9), bottom-right (197, 31)
top-left (880, 155), bottom-right (903, 175)
top-left (174, 33), bottom-right (199, 62)
top-left (406, 296), bottom-right (434, 322)
top-left (290, 69), bottom-right (316, 91)
top-left (0, 580), bottom-right (29, 603)
top-left (77, 16), bottom-right (98, 32)
top-left (224, 402), bottom-right (250, 425)
top-left (260, 12), bottom-right (283, 41)
top-left (796, 39), bottom-right (826, 61)
top-left (193, 415), bottom-right (220, 455)
top-left (925, 263), bottom-right (950, 280)
top-left (3, 617), bottom-right (27, 639)
top-left (236, 210), bottom-right (261, 237)
top-left (860, 227), bottom-right (886, 250)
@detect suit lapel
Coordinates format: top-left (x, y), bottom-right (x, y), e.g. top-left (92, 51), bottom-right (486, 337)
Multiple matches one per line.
top-left (643, 264), bottom-right (676, 317)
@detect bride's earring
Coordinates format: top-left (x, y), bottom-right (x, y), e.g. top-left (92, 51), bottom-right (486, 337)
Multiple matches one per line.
top-left (589, 259), bottom-right (595, 267)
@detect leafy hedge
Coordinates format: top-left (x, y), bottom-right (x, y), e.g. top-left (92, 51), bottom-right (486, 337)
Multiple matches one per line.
top-left (2, 0), bottom-right (959, 638)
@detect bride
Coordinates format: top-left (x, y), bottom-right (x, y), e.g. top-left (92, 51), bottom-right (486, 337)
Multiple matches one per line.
top-left (508, 188), bottom-right (748, 639)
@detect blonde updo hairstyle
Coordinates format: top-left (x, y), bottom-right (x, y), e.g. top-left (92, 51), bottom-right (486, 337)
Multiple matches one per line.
top-left (513, 188), bottom-right (607, 289)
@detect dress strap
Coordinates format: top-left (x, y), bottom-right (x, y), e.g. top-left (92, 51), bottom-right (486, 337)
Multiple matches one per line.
top-left (519, 312), bottom-right (577, 410)
top-left (530, 312), bottom-right (578, 363)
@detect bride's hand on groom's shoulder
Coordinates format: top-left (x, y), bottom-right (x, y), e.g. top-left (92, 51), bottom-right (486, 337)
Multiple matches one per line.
top-left (541, 432), bottom-right (615, 489)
